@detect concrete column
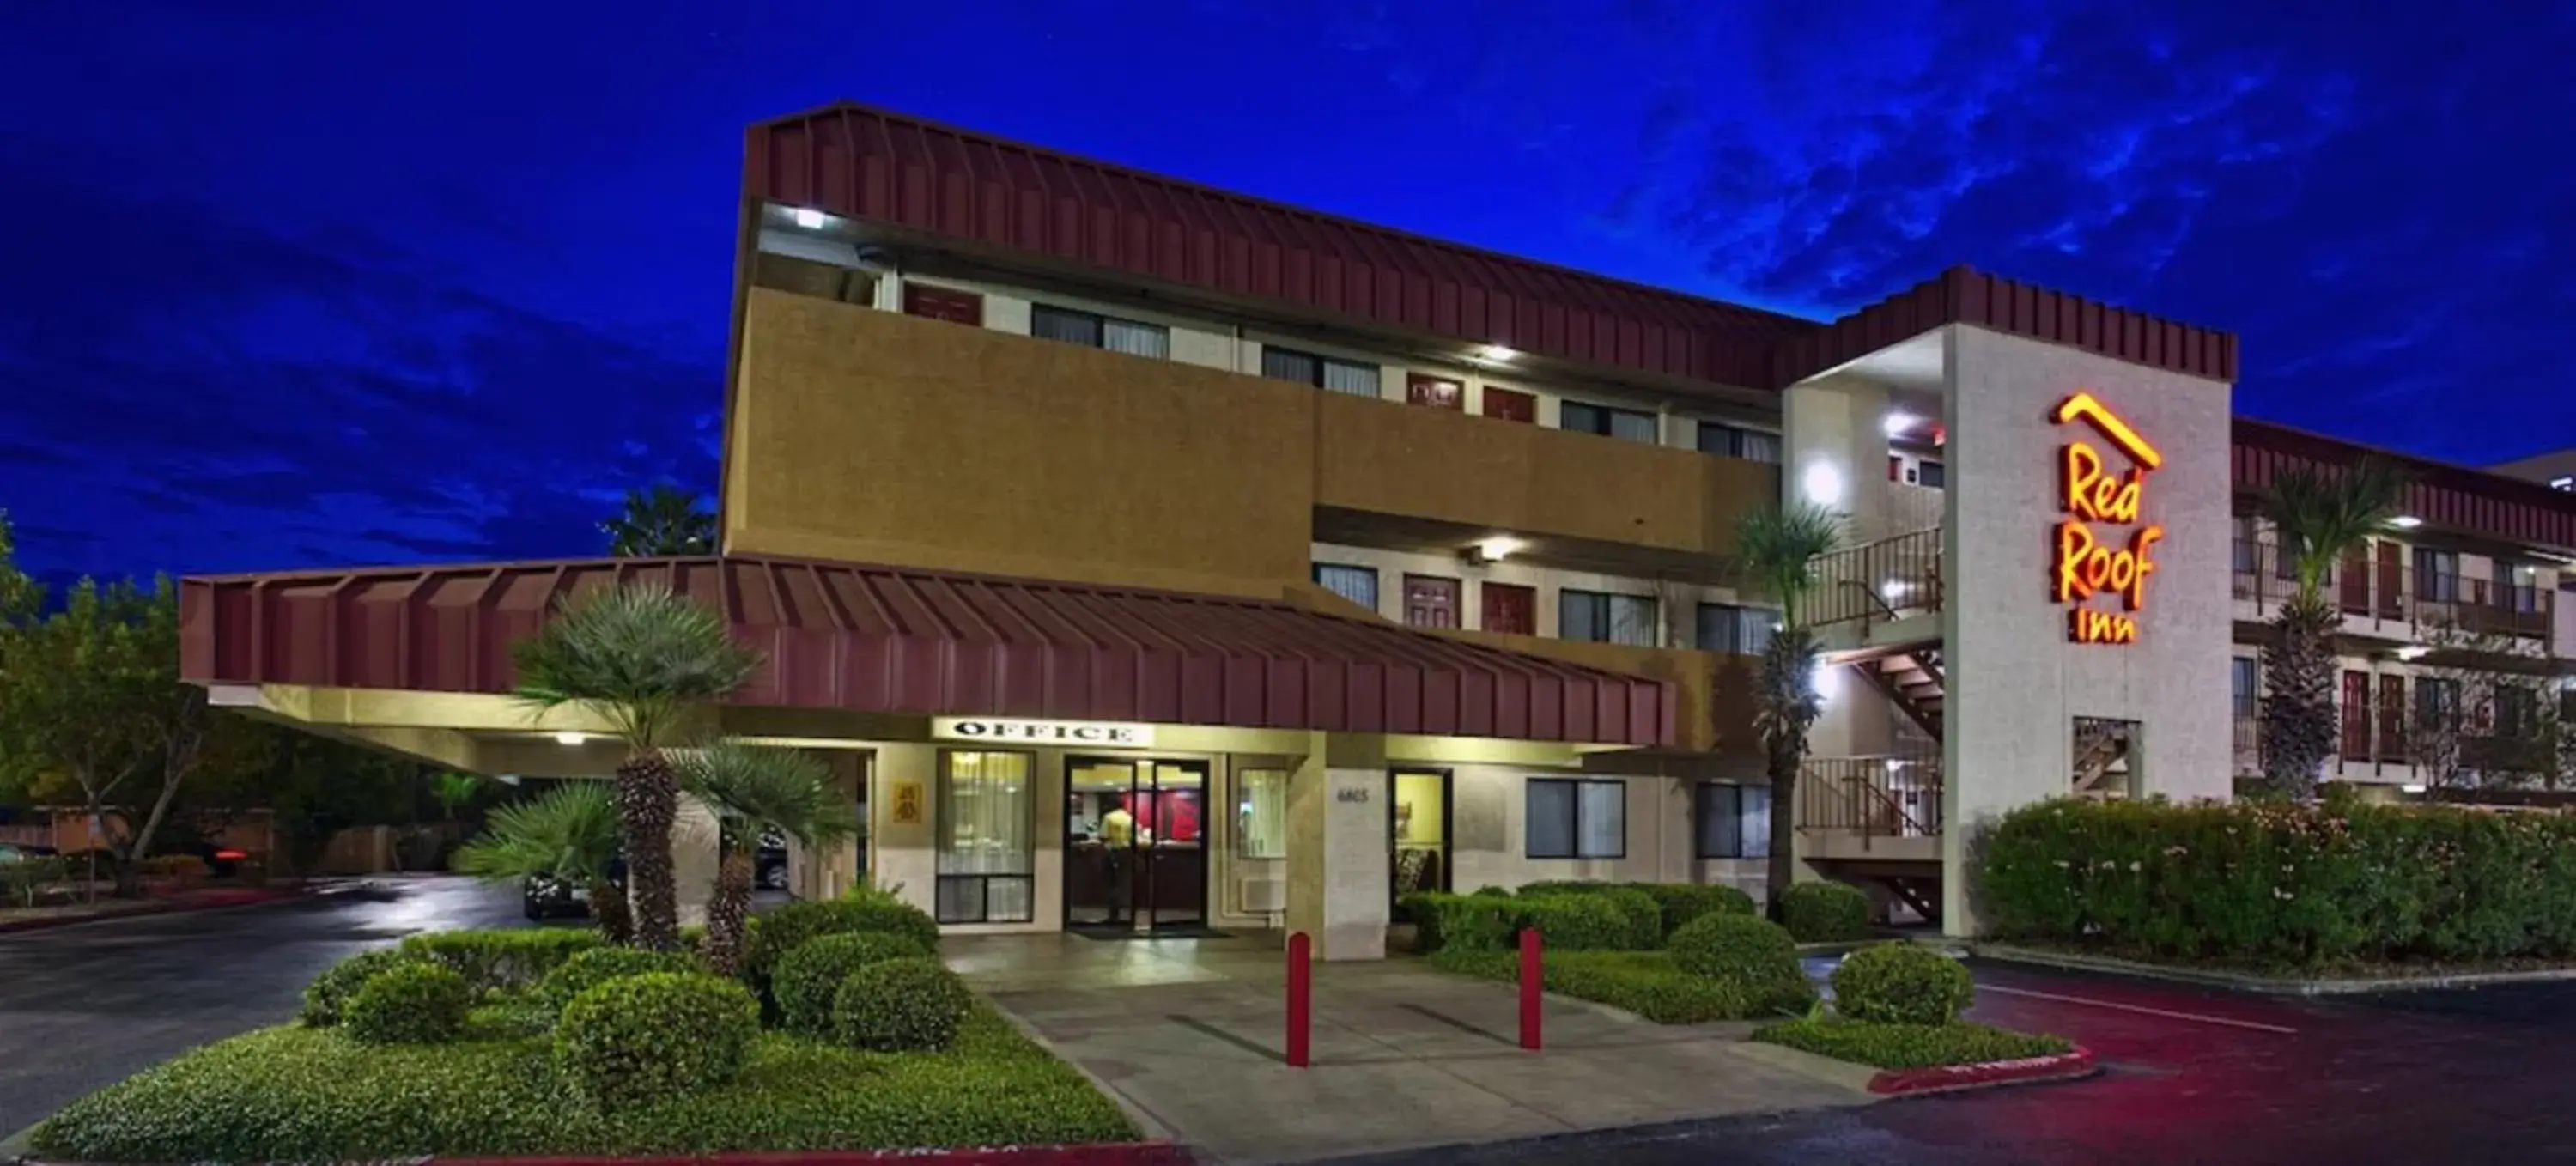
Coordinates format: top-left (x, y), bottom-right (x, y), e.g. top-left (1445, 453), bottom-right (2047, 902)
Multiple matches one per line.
top-left (1783, 373), bottom-right (1893, 542)
top-left (1285, 734), bottom-right (1391, 960)
top-left (671, 793), bottom-right (721, 928)
top-left (869, 744), bottom-right (939, 918)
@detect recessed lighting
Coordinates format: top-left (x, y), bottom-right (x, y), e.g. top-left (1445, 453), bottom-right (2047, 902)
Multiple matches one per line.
top-left (1474, 535), bottom-right (1525, 562)
top-left (1883, 411), bottom-right (1917, 437)
top-left (554, 732), bottom-right (588, 746)
top-left (789, 207), bottom-right (828, 229)
top-left (2395, 646), bottom-right (2431, 661)
top-left (1477, 344), bottom-right (1517, 363)
top-left (2389, 515), bottom-right (2424, 529)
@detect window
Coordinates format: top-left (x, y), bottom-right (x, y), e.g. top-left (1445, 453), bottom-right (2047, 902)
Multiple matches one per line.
top-left (1313, 563), bottom-right (1380, 613)
top-left (1561, 590), bottom-right (1656, 647)
top-left (1236, 768), bottom-right (1287, 860)
top-left (2414, 548), bottom-right (2460, 602)
top-left (1917, 461), bottom-right (1946, 489)
top-left (1481, 582), bottom-right (1536, 635)
top-left (1695, 602), bottom-right (1777, 654)
top-left (1032, 304), bottom-right (1170, 360)
top-left (2233, 516), bottom-right (2259, 574)
top-left (935, 750), bottom-right (1034, 924)
top-left (1526, 778), bottom-right (1625, 859)
top-left (2500, 685), bottom-right (2539, 739)
top-left (902, 282), bottom-right (982, 325)
top-left (2231, 658), bottom-right (2259, 720)
top-left (1698, 422), bottom-right (1783, 464)
top-left (1693, 783), bottom-right (1772, 859)
top-left (1406, 373), bottom-right (1464, 410)
top-left (1887, 456), bottom-right (1904, 482)
top-left (2417, 676), bottom-right (2460, 732)
top-left (1260, 345), bottom-right (1381, 396)
top-left (1484, 386), bottom-right (1536, 422)
top-left (1561, 400), bottom-right (1659, 444)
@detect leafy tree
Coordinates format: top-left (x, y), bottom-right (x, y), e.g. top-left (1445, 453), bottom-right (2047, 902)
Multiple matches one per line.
top-left (452, 781), bottom-right (630, 943)
top-left (677, 742), bottom-right (859, 975)
top-left (601, 484), bottom-right (715, 558)
top-left (1732, 501), bottom-right (1842, 914)
top-left (512, 584), bottom-right (760, 950)
top-left (429, 771), bottom-right (489, 823)
top-left (2258, 459), bottom-right (2407, 799)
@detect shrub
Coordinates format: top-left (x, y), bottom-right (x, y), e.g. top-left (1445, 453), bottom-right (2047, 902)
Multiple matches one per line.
top-left (1832, 943), bottom-right (1974, 1026)
top-left (832, 956), bottom-right (976, 1051)
top-left (299, 948), bottom-right (419, 1027)
top-left (1511, 894), bottom-right (1628, 951)
top-left (1668, 913), bottom-right (1814, 1014)
top-left (1513, 883), bottom-right (1664, 950)
top-left (1431, 948), bottom-right (1753, 1023)
top-left (1780, 881), bottom-right (1874, 942)
top-left (1979, 798), bottom-right (2576, 968)
top-left (343, 963), bottom-right (473, 1045)
top-left (774, 931), bottom-right (932, 1034)
top-left (555, 972), bottom-right (759, 1107)
top-left (1630, 883), bottom-right (1759, 939)
top-left (742, 892), bottom-right (940, 994)
top-left (1752, 1017), bottom-right (2072, 1070)
top-left (1401, 891), bottom-right (1518, 953)
top-left (532, 946), bottom-right (702, 1015)
top-left (400, 928), bottom-right (605, 992)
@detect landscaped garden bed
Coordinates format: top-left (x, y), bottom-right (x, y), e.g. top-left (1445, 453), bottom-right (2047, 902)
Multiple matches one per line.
top-left (1406, 881), bottom-right (1832, 1023)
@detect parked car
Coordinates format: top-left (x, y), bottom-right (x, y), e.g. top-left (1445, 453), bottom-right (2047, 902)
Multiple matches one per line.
top-left (757, 829), bottom-right (788, 890)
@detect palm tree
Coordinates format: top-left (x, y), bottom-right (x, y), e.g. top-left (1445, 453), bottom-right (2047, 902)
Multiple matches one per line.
top-left (512, 585), bottom-right (762, 950)
top-left (453, 782), bottom-right (630, 942)
top-left (429, 771), bottom-right (488, 822)
top-left (601, 484), bottom-right (716, 557)
top-left (677, 742), bottom-right (860, 976)
top-left (1735, 501), bottom-right (1844, 914)
top-left (2259, 458), bottom-right (2408, 799)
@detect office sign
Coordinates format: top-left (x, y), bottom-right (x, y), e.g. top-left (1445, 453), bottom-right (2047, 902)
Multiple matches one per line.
top-left (2051, 392), bottom-right (2165, 646)
top-left (933, 717), bottom-right (1156, 747)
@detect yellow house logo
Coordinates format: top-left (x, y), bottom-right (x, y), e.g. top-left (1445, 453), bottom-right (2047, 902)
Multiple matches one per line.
top-left (2052, 392), bottom-right (2164, 645)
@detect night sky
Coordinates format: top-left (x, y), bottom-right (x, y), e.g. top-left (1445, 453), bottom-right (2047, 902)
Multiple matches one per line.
top-left (4, 1), bottom-right (2573, 586)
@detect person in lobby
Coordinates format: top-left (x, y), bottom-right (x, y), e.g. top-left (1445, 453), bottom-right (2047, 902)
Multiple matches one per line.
top-left (1100, 799), bottom-right (1136, 926)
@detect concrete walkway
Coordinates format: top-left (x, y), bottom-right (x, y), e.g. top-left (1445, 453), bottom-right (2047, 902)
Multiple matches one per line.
top-left (949, 934), bottom-right (1872, 1164)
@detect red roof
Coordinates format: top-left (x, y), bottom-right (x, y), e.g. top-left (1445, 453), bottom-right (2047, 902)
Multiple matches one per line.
top-left (179, 556), bottom-right (1674, 748)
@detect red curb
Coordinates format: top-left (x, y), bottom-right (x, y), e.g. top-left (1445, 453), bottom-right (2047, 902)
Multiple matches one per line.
top-left (1866, 1047), bottom-right (2099, 1096)
top-left (0, 886), bottom-right (305, 936)
top-left (428, 1142), bottom-right (1192, 1165)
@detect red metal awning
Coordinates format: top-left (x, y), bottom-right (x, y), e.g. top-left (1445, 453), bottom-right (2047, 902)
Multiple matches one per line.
top-left (180, 555), bottom-right (1674, 747)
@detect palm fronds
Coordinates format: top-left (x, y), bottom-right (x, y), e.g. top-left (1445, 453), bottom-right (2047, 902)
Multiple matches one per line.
top-left (451, 781), bottom-right (620, 884)
top-left (1735, 502), bottom-right (1844, 629)
top-left (2265, 458), bottom-right (2408, 595)
top-left (510, 584), bottom-right (762, 750)
top-left (675, 741), bottom-right (860, 853)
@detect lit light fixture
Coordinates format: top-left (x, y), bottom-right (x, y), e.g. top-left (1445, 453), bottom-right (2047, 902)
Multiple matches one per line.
top-left (554, 732), bottom-right (588, 746)
top-left (1477, 343), bottom-right (1517, 363)
top-left (1883, 411), bottom-right (1917, 437)
top-left (2401, 783), bottom-right (2428, 795)
top-left (789, 207), bottom-right (828, 229)
top-left (2395, 645), bottom-right (2432, 661)
top-left (1801, 461), bottom-right (1845, 508)
top-left (2388, 515), bottom-right (2424, 529)
top-left (1884, 758), bottom-right (1907, 773)
top-left (2552, 475), bottom-right (2574, 492)
top-left (1808, 664), bottom-right (1834, 701)
top-left (1881, 580), bottom-right (1914, 599)
top-left (1473, 535), bottom-right (1525, 562)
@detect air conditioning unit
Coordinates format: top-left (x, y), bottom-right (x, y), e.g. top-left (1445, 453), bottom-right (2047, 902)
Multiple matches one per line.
top-left (1239, 875), bottom-right (1287, 914)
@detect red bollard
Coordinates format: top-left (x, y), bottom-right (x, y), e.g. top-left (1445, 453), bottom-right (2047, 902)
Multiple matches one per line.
top-left (1286, 930), bottom-right (1312, 1068)
top-left (1519, 926), bottom-right (1542, 1051)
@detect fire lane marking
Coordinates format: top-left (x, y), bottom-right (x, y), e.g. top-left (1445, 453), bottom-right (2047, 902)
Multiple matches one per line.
top-left (1979, 985), bottom-right (2300, 1035)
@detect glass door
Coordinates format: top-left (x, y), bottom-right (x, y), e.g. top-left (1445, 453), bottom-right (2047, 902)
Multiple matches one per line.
top-left (1064, 757), bottom-right (1209, 932)
top-left (1390, 768), bottom-right (1451, 902)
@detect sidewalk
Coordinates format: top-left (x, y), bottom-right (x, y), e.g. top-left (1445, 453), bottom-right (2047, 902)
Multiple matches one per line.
top-left (952, 936), bottom-right (1872, 1165)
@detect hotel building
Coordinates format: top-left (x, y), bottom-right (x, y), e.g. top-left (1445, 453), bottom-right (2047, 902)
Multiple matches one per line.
top-left (179, 105), bottom-right (2576, 946)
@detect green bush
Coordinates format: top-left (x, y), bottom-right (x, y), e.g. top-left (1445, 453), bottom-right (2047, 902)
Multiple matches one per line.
top-left (1629, 883), bottom-right (1759, 939)
top-left (1981, 798), bottom-right (2576, 968)
top-left (1668, 913), bottom-right (1814, 1014)
top-left (344, 963), bottom-right (474, 1045)
top-left (532, 947), bottom-right (703, 1015)
top-left (1511, 894), bottom-right (1628, 951)
top-left (300, 948), bottom-right (420, 1027)
top-left (1404, 891), bottom-right (1519, 953)
top-left (1780, 881), bottom-right (1874, 942)
top-left (1470, 884), bottom-right (1515, 897)
top-left (400, 928), bottom-right (605, 993)
top-left (742, 892), bottom-right (941, 995)
top-left (774, 932), bottom-right (932, 1035)
top-left (555, 972), bottom-right (760, 1107)
top-left (1513, 883), bottom-right (1664, 950)
top-left (1752, 1017), bottom-right (2072, 1070)
top-left (832, 957), bottom-right (976, 1052)
top-left (1431, 948), bottom-right (1753, 1023)
top-left (1831, 944), bottom-right (1974, 1026)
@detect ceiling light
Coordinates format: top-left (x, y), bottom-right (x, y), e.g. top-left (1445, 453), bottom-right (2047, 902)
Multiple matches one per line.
top-left (1883, 411), bottom-right (1917, 437)
top-left (1801, 462), bottom-right (1845, 508)
top-left (2389, 515), bottom-right (2423, 529)
top-left (789, 207), bottom-right (828, 229)
top-left (2395, 646), bottom-right (2431, 661)
top-left (554, 732), bottom-right (588, 746)
top-left (1474, 535), bottom-right (1525, 562)
top-left (2551, 475), bottom-right (2573, 492)
top-left (1477, 344), bottom-right (1517, 363)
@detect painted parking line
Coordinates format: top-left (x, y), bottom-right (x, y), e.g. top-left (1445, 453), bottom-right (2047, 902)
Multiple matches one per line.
top-left (1980, 984), bottom-right (2300, 1035)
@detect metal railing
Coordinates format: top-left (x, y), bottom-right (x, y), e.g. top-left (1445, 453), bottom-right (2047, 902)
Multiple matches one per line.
top-left (1796, 754), bottom-right (1942, 839)
top-left (2230, 539), bottom-right (2552, 640)
top-left (1808, 528), bottom-right (1943, 630)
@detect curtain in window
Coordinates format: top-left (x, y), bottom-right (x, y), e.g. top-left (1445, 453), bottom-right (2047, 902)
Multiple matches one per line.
top-left (1315, 565), bottom-right (1378, 612)
top-left (1261, 348), bottom-right (1319, 384)
top-left (1030, 306), bottom-right (1101, 346)
top-left (1321, 360), bottom-right (1379, 397)
top-left (1237, 768), bottom-right (1288, 859)
top-left (1609, 410), bottom-right (1660, 445)
top-left (1739, 429), bottom-right (1782, 463)
top-left (1561, 402), bottom-right (1605, 434)
top-left (1526, 780), bottom-right (1576, 859)
top-left (2231, 658), bottom-right (2259, 719)
top-left (1102, 319), bottom-right (1169, 359)
top-left (1577, 781), bottom-right (1625, 858)
top-left (1916, 460), bottom-right (1944, 487)
top-left (1608, 594), bottom-right (1657, 647)
top-left (1738, 609), bottom-right (1777, 654)
top-left (1696, 784), bottom-right (1741, 858)
top-left (1741, 786), bottom-right (1771, 858)
top-left (1560, 592), bottom-right (1606, 642)
top-left (1696, 604), bottom-right (1740, 653)
top-left (936, 751), bottom-right (1033, 922)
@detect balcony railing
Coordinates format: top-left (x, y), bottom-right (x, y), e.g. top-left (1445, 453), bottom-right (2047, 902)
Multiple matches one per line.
top-left (1796, 754), bottom-right (1942, 840)
top-left (1809, 528), bottom-right (1943, 631)
top-left (2231, 539), bottom-right (2551, 640)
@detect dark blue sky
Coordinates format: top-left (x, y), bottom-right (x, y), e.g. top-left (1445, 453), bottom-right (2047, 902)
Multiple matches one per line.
top-left (5, 1), bottom-right (2573, 584)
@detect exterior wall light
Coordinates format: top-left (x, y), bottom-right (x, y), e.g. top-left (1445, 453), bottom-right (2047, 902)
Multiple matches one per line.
top-left (554, 732), bottom-right (588, 746)
top-left (1801, 461), bottom-right (1845, 508)
top-left (1475, 535), bottom-right (1524, 561)
top-left (2388, 515), bottom-right (2424, 529)
top-left (2395, 646), bottom-right (2431, 661)
top-left (790, 207), bottom-right (829, 229)
top-left (1477, 344), bottom-right (1517, 363)
top-left (1883, 410), bottom-right (1917, 437)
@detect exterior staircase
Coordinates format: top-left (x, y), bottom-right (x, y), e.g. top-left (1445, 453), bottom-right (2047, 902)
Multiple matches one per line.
top-left (1857, 649), bottom-right (1944, 739)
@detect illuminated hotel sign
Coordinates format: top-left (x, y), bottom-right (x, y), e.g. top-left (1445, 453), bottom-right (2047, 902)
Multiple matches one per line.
top-left (933, 717), bottom-right (1156, 747)
top-left (2051, 392), bottom-right (2164, 645)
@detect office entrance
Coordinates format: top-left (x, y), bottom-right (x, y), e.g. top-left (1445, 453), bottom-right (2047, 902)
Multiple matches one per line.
top-left (1064, 756), bottom-right (1210, 932)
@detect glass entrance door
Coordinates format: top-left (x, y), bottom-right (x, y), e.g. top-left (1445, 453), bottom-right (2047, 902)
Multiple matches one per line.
top-left (1065, 757), bottom-right (1208, 931)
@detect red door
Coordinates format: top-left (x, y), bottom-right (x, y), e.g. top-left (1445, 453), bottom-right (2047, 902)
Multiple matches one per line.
top-left (2341, 671), bottom-right (2372, 761)
top-left (1483, 386), bottom-right (1535, 423)
top-left (1404, 575), bottom-right (1461, 629)
top-left (2338, 546), bottom-right (2370, 613)
top-left (1407, 374), bottom-right (1464, 410)
top-left (1481, 582), bottom-right (1534, 635)
top-left (2375, 541), bottom-right (2403, 618)
top-left (2377, 673), bottom-right (2408, 762)
top-left (902, 282), bottom-right (983, 325)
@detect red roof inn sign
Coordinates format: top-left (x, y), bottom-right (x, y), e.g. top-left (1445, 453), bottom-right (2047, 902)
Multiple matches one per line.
top-left (2052, 392), bottom-right (2166, 646)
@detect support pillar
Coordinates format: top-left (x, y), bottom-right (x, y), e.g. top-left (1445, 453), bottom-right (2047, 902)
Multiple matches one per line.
top-left (1285, 733), bottom-right (1390, 961)
top-left (671, 793), bottom-right (722, 928)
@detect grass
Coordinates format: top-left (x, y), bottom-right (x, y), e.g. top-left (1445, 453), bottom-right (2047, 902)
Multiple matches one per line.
top-left (29, 1002), bottom-right (1137, 1163)
top-left (1752, 1017), bottom-right (2074, 1070)
top-left (1427, 947), bottom-right (1807, 1024)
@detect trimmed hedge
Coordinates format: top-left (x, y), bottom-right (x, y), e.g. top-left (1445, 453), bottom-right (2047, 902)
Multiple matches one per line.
top-left (1631, 883), bottom-right (1759, 939)
top-left (1512, 894), bottom-right (1630, 951)
top-left (400, 929), bottom-right (605, 993)
top-left (742, 892), bottom-right (941, 997)
top-left (1516, 884), bottom-right (1662, 950)
top-left (532, 947), bottom-right (703, 1016)
top-left (774, 932), bottom-right (932, 1035)
top-left (345, 963), bottom-right (474, 1045)
top-left (1780, 881), bottom-right (1873, 942)
top-left (1753, 1018), bottom-right (2071, 1069)
top-left (831, 956), bottom-right (977, 1051)
top-left (1431, 948), bottom-right (1753, 1023)
top-left (1406, 884), bottom-right (1759, 952)
top-left (1982, 798), bottom-right (2576, 967)
top-left (1668, 913), bottom-right (1814, 1015)
top-left (301, 948), bottom-right (421, 1027)
top-left (1832, 944), bottom-right (1973, 1026)
top-left (1402, 892), bottom-right (1518, 953)
top-left (555, 972), bottom-right (760, 1108)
